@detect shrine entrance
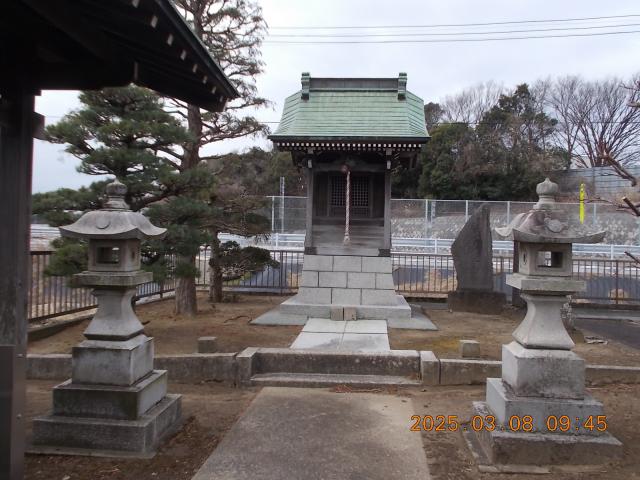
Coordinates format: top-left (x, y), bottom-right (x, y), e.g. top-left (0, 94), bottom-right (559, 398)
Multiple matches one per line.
top-left (316, 172), bottom-right (384, 223)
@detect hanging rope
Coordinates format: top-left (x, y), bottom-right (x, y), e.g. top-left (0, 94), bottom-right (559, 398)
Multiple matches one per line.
top-left (344, 168), bottom-right (351, 245)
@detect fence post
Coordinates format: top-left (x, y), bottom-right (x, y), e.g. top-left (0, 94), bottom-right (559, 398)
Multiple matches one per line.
top-left (431, 200), bottom-right (436, 226)
top-left (434, 238), bottom-right (438, 254)
top-left (507, 201), bottom-right (511, 224)
top-left (279, 250), bottom-right (284, 295)
top-left (271, 196), bottom-right (275, 233)
top-left (280, 185), bottom-right (285, 233)
top-left (615, 260), bottom-right (619, 305)
top-left (424, 199), bottom-right (429, 239)
top-left (465, 200), bottom-right (469, 222)
top-left (610, 244), bottom-right (614, 260)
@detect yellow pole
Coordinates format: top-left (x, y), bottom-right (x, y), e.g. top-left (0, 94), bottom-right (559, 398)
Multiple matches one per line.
top-left (579, 183), bottom-right (585, 224)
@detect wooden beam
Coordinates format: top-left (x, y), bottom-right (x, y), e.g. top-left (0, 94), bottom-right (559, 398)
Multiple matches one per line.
top-left (304, 166), bottom-right (314, 248)
top-left (314, 162), bottom-right (386, 173)
top-left (33, 61), bottom-right (134, 90)
top-left (383, 168), bottom-right (391, 251)
top-left (21, 0), bottom-right (120, 64)
top-left (0, 88), bottom-right (34, 480)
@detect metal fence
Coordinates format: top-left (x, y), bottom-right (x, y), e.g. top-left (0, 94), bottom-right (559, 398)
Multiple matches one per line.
top-left (29, 249), bottom-right (640, 322)
top-left (28, 251), bottom-right (175, 322)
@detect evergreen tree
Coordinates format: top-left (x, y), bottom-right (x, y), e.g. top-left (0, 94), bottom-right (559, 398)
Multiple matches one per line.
top-left (46, 87), bottom-right (190, 209)
top-left (419, 85), bottom-right (558, 200)
top-left (212, 147), bottom-right (304, 196)
top-left (40, 86), bottom-right (215, 304)
top-left (163, 0), bottom-right (269, 315)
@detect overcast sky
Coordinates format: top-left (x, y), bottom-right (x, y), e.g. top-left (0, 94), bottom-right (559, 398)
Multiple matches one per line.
top-left (33, 0), bottom-right (640, 193)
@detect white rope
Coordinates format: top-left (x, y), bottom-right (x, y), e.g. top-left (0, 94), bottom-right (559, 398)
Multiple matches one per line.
top-left (344, 169), bottom-right (351, 245)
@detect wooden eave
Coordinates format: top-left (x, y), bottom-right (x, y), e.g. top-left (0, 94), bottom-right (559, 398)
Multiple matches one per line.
top-left (0, 0), bottom-right (239, 111)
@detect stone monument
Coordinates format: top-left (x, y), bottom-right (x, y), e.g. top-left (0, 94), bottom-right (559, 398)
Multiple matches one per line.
top-left (468, 178), bottom-right (622, 466)
top-left (32, 180), bottom-right (182, 456)
top-left (252, 73), bottom-right (433, 330)
top-left (447, 204), bottom-right (506, 314)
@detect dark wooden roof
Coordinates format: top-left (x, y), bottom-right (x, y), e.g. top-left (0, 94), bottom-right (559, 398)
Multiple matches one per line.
top-left (1, 0), bottom-right (238, 111)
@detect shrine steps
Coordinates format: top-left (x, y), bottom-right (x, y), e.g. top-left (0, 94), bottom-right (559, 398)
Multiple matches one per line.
top-left (250, 372), bottom-right (421, 388)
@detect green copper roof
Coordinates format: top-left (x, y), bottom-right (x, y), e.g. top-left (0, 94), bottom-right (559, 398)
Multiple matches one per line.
top-left (269, 73), bottom-right (429, 143)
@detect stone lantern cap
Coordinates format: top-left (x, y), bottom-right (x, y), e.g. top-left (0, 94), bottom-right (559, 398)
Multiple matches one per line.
top-left (60, 180), bottom-right (166, 240)
top-left (495, 178), bottom-right (605, 244)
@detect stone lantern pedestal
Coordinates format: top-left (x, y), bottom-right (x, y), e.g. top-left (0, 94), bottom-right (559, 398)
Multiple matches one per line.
top-left (469, 179), bottom-right (622, 467)
top-left (32, 181), bottom-right (181, 456)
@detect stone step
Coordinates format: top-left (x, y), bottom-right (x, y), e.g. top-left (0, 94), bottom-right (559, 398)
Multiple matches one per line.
top-left (252, 348), bottom-right (420, 377)
top-left (251, 372), bottom-right (421, 388)
top-left (573, 308), bottom-right (640, 322)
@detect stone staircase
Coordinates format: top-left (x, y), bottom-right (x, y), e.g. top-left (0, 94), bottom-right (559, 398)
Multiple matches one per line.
top-left (244, 348), bottom-right (426, 388)
top-left (251, 373), bottom-right (420, 388)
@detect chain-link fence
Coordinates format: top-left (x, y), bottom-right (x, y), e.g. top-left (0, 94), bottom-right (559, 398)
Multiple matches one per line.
top-left (266, 196), bottom-right (640, 246)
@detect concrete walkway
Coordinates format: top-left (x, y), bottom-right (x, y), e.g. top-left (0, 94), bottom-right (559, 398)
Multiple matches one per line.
top-left (290, 318), bottom-right (390, 351)
top-left (192, 387), bottom-right (430, 480)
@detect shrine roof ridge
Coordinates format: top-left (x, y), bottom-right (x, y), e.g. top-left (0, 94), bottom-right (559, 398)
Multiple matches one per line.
top-left (269, 73), bottom-right (429, 145)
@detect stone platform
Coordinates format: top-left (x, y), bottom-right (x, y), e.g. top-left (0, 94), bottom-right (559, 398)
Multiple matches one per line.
top-left (252, 300), bottom-right (437, 330)
top-left (295, 254), bottom-right (402, 309)
top-left (290, 318), bottom-right (389, 351)
top-left (252, 253), bottom-right (437, 330)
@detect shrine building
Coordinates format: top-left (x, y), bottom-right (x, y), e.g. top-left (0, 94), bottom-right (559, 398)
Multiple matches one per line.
top-left (265, 73), bottom-right (429, 324)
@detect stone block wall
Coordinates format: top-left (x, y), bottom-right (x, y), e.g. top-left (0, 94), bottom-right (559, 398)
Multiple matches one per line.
top-left (297, 254), bottom-right (398, 306)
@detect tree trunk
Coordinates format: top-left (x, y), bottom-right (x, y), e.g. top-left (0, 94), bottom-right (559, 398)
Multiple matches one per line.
top-left (175, 254), bottom-right (197, 316)
top-left (173, 104), bottom-right (203, 315)
top-left (208, 234), bottom-right (224, 303)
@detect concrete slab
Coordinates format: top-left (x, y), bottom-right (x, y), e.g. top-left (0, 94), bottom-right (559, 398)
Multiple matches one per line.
top-left (344, 320), bottom-right (387, 334)
top-left (250, 310), bottom-right (308, 326)
top-left (293, 319), bottom-right (390, 351)
top-left (388, 304), bottom-right (438, 330)
top-left (192, 387), bottom-right (430, 480)
top-left (251, 298), bottom-right (438, 330)
top-left (290, 332), bottom-right (343, 350)
top-left (341, 333), bottom-right (390, 351)
top-left (302, 318), bottom-right (346, 333)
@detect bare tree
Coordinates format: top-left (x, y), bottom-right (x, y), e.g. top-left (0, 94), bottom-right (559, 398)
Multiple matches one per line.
top-left (573, 76), bottom-right (640, 169)
top-left (441, 80), bottom-right (505, 125)
top-left (543, 76), bottom-right (587, 169)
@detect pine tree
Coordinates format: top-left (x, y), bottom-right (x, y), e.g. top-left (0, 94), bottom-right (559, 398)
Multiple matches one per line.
top-left (41, 86), bottom-right (216, 303)
top-left (161, 0), bottom-right (269, 315)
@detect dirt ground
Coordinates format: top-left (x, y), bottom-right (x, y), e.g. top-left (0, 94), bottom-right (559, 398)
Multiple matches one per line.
top-left (29, 294), bottom-right (640, 368)
top-left (25, 380), bottom-right (259, 480)
top-left (25, 381), bottom-right (639, 480)
top-left (390, 305), bottom-right (640, 366)
top-left (409, 383), bottom-right (640, 480)
top-left (29, 293), bottom-right (301, 355)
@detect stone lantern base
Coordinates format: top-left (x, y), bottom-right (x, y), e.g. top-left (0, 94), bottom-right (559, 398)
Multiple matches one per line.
top-left (467, 342), bottom-right (623, 467)
top-left (467, 401), bottom-right (623, 466)
top-left (31, 393), bottom-right (181, 457)
top-left (31, 333), bottom-right (182, 456)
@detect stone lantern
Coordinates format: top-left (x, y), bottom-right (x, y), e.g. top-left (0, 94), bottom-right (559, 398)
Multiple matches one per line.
top-left (469, 178), bottom-right (622, 466)
top-left (33, 180), bottom-right (182, 456)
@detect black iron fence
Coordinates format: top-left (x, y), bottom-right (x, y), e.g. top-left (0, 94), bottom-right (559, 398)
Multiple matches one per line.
top-left (28, 251), bottom-right (176, 322)
top-left (28, 249), bottom-right (640, 322)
